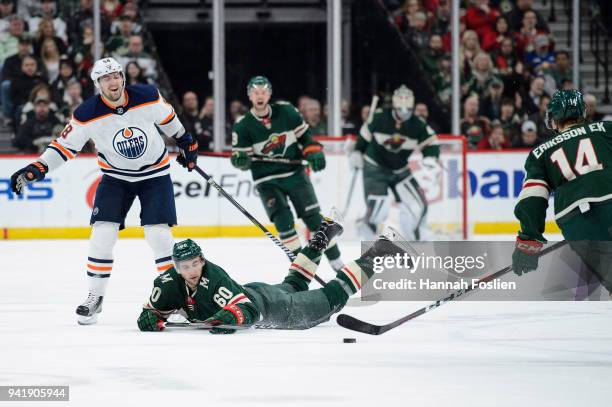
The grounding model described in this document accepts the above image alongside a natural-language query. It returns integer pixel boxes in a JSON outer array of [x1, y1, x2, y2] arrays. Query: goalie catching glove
[[10, 161, 48, 195], [174, 133, 198, 171], [204, 304, 250, 335], [512, 236, 544, 276]]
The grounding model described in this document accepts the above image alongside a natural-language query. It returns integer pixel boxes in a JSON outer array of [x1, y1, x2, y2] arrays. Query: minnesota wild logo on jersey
[[382, 133, 410, 152], [261, 132, 288, 156]]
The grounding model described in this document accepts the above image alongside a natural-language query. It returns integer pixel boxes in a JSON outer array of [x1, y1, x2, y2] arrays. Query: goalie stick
[[337, 240, 568, 335]]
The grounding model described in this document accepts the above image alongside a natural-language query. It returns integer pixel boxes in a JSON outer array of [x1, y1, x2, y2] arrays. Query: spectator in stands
[[522, 76, 548, 115], [40, 37, 61, 82], [432, 0, 451, 37], [477, 121, 511, 150], [68, 0, 110, 45], [466, 52, 499, 97], [414, 101, 441, 131], [493, 37, 518, 77], [341, 99, 357, 136], [529, 94, 554, 140], [482, 16, 511, 52], [479, 77, 504, 120], [359, 104, 370, 129], [433, 54, 452, 104], [513, 10, 550, 57], [297, 95, 311, 116], [464, 0, 500, 41], [303, 98, 326, 135], [1, 35, 31, 110], [19, 83, 61, 127], [14, 97, 61, 153], [525, 34, 555, 75], [513, 119, 539, 148], [420, 34, 444, 77], [498, 97, 522, 142], [33, 16, 67, 56], [125, 60, 147, 85], [543, 51, 572, 90], [58, 79, 83, 119], [116, 34, 157, 83], [505, 0, 549, 33], [102, 0, 123, 19], [461, 94, 490, 149], [584, 94, 605, 122], [0, 0, 15, 34], [8, 55, 45, 125], [28, 0, 67, 43], [106, 14, 135, 57], [460, 30, 481, 76], [179, 91, 212, 152], [406, 11, 430, 50], [0, 15, 25, 66], [50, 57, 75, 106], [395, 0, 429, 34]]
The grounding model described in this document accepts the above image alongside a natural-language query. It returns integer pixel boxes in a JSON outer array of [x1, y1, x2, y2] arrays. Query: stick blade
[[336, 313, 384, 335]]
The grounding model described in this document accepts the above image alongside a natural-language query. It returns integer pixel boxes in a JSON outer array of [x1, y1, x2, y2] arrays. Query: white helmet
[[392, 85, 415, 121], [90, 57, 124, 89]]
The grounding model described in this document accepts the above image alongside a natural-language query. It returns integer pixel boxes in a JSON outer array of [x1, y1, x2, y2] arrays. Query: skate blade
[[77, 314, 99, 325]]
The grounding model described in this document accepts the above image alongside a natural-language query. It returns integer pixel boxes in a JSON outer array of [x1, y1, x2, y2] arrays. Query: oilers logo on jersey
[[113, 127, 148, 159]]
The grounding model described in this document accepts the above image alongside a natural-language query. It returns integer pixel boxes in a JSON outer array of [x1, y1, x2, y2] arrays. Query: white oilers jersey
[[40, 84, 184, 182]]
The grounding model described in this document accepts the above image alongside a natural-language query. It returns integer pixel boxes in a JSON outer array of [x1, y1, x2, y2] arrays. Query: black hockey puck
[[343, 338, 356, 343]]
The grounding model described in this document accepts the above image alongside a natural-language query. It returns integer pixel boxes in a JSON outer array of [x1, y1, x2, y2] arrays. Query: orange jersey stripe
[[157, 264, 172, 272], [159, 111, 175, 125], [87, 264, 113, 271], [51, 141, 75, 159], [153, 155, 170, 168]]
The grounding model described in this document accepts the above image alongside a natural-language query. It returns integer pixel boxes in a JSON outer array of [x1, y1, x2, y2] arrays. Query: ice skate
[[308, 217, 344, 252], [76, 293, 104, 325]]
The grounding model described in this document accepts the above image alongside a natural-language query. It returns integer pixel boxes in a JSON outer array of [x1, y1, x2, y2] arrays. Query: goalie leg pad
[[144, 224, 175, 272], [394, 176, 428, 241], [87, 221, 120, 296]]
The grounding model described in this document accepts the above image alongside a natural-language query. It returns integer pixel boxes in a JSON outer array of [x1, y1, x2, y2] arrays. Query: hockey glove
[[230, 151, 251, 171], [204, 304, 245, 335], [10, 161, 48, 195], [175, 133, 198, 171], [137, 309, 166, 332], [303, 144, 326, 172], [348, 151, 364, 169], [512, 237, 544, 276]]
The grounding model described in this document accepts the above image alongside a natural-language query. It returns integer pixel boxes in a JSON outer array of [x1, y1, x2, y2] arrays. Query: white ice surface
[[1, 238, 611, 407]]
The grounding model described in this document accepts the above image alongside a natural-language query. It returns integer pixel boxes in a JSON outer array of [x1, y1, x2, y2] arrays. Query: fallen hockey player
[[136, 219, 399, 333]]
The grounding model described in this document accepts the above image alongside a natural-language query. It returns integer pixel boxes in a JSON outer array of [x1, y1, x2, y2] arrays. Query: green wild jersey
[[357, 108, 439, 171], [145, 260, 259, 323], [515, 121, 612, 240], [231, 101, 319, 183]]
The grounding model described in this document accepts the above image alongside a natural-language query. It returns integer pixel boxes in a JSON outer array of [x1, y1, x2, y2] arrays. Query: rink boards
[[0, 150, 558, 239]]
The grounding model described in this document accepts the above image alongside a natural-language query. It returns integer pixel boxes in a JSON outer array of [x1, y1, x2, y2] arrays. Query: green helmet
[[546, 89, 586, 129], [172, 239, 203, 263], [247, 76, 272, 95]]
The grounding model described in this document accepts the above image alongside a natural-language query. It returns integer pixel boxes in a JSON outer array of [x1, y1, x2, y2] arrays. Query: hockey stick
[[252, 157, 308, 166], [164, 321, 281, 330], [193, 165, 327, 288], [337, 240, 568, 335]]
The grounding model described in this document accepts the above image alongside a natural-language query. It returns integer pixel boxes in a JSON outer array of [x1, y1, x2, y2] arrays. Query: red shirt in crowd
[[464, 5, 500, 40]]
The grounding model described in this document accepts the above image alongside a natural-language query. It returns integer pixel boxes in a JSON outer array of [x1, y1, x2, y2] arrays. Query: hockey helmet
[[172, 239, 204, 264], [545, 89, 586, 129], [247, 76, 272, 95], [392, 85, 415, 121], [90, 57, 124, 89]]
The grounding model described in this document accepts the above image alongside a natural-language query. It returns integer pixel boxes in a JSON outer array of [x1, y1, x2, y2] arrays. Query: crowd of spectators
[[391, 0, 607, 150], [3, 0, 156, 153]]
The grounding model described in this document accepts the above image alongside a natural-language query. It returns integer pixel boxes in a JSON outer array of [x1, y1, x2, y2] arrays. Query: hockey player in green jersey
[[349, 85, 440, 240], [513, 89, 612, 294], [137, 219, 399, 333], [230, 76, 343, 271]]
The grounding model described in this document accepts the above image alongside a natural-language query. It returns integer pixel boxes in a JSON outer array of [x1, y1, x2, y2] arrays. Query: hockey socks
[[279, 228, 302, 256], [86, 222, 119, 296], [284, 246, 322, 292], [323, 260, 375, 309]]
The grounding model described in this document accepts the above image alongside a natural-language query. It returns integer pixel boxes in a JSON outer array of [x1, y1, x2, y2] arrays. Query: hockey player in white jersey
[[9, 57, 198, 325]]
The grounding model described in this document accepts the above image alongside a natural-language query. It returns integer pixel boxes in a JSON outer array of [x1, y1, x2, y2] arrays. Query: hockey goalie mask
[[91, 57, 125, 92], [392, 85, 415, 121]]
